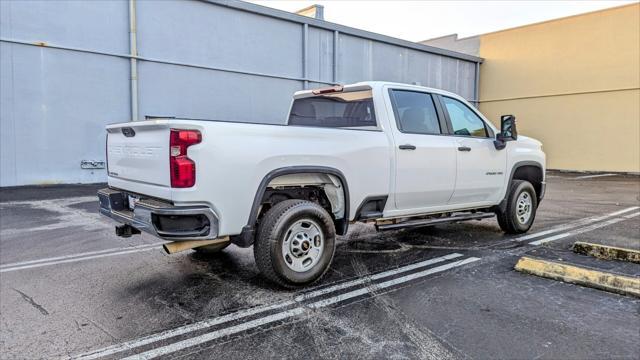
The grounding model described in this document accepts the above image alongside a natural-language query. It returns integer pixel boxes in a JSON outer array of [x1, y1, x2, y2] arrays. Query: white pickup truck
[[99, 81, 545, 287]]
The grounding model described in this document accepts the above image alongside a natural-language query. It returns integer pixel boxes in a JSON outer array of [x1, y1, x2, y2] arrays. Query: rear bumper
[[98, 188, 219, 240]]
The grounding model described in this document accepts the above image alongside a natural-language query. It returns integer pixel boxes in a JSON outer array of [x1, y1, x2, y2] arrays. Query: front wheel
[[254, 199, 336, 288], [496, 180, 538, 234]]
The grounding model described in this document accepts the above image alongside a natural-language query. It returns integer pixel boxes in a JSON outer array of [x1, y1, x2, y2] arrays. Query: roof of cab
[[293, 81, 462, 100]]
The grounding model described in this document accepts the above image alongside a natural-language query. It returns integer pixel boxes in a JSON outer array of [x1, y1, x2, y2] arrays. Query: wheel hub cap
[[516, 191, 532, 225], [281, 219, 324, 273]]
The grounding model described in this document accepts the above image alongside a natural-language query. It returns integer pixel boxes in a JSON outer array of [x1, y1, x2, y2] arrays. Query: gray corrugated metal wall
[[0, 0, 481, 187]]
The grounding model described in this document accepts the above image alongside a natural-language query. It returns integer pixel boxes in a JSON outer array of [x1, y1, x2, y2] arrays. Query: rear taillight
[[170, 129, 201, 188]]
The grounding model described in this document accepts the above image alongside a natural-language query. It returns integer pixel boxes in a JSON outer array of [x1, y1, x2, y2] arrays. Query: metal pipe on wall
[[473, 62, 480, 108], [129, 0, 139, 121], [333, 30, 339, 84], [0, 37, 330, 84], [303, 23, 308, 90]]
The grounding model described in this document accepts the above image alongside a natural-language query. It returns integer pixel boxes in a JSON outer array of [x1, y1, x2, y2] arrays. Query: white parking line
[[624, 212, 640, 219], [307, 257, 480, 309], [529, 212, 640, 245], [573, 173, 616, 180], [125, 307, 308, 360], [0, 243, 164, 269], [74, 253, 464, 359], [294, 252, 463, 301], [120, 257, 480, 360], [4, 207, 637, 273], [0, 244, 164, 273], [515, 206, 639, 242]]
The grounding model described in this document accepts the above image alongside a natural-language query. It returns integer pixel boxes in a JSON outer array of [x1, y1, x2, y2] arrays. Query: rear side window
[[389, 90, 441, 135], [288, 90, 376, 128]]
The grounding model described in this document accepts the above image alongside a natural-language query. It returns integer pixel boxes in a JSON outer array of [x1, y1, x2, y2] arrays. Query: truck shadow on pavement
[[114, 220, 508, 333]]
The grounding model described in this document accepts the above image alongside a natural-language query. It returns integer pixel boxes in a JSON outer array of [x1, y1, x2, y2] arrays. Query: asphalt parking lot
[[1, 172, 639, 359]]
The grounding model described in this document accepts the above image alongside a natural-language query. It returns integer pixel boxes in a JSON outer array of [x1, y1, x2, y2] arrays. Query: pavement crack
[[12, 288, 49, 315], [153, 297, 195, 321], [79, 315, 117, 341]]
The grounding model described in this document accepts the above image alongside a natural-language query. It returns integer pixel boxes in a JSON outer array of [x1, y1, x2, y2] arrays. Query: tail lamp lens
[[169, 129, 201, 188]]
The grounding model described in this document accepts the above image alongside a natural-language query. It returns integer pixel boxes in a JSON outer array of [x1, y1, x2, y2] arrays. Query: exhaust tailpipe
[[163, 237, 230, 254]]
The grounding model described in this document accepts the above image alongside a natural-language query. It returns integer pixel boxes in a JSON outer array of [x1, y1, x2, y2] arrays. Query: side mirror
[[494, 115, 517, 150]]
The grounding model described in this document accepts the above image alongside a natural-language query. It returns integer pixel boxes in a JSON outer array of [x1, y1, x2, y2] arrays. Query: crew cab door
[[437, 95, 507, 204], [387, 89, 457, 212]]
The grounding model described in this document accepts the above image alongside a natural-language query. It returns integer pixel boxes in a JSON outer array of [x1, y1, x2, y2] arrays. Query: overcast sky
[[249, 0, 637, 41]]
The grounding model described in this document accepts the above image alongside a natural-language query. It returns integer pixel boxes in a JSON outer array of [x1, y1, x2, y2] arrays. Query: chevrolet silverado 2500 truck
[[99, 81, 545, 287]]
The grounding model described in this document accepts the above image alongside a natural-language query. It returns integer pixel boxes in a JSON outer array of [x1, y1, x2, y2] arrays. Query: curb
[[572, 242, 640, 264], [514, 256, 640, 297]]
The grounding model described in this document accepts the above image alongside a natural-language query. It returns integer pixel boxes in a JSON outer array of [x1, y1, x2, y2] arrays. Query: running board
[[376, 212, 495, 231]]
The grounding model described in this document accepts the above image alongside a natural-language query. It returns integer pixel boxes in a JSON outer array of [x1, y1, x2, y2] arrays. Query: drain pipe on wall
[[129, 0, 139, 121]]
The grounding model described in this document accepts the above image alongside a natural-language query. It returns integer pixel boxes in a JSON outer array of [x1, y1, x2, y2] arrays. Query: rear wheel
[[497, 180, 538, 234], [254, 199, 336, 288]]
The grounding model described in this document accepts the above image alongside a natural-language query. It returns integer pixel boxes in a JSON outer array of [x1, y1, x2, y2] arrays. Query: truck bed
[[106, 118, 391, 235]]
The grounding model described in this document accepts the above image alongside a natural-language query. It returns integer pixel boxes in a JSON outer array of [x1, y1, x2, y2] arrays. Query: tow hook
[[115, 224, 141, 238]]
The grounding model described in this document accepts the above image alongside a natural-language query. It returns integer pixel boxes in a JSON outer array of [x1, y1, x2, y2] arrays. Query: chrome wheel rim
[[516, 191, 533, 225], [281, 219, 324, 273]]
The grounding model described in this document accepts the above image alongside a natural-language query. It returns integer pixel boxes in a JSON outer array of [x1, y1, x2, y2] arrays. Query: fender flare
[[231, 166, 350, 247], [496, 161, 545, 212]]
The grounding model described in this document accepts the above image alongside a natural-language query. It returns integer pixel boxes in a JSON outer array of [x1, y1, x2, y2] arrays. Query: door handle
[[399, 144, 416, 150], [457, 146, 471, 152]]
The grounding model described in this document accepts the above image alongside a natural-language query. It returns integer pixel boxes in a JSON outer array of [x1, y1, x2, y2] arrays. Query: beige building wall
[[476, 4, 640, 172]]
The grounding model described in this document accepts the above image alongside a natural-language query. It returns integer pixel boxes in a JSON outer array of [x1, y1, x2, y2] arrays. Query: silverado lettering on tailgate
[[109, 145, 162, 158]]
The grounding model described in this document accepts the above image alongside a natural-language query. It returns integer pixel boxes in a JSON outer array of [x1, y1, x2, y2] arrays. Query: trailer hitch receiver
[[115, 224, 141, 238]]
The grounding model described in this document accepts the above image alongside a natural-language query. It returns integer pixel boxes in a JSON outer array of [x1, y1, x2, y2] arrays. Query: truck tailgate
[[107, 122, 170, 187]]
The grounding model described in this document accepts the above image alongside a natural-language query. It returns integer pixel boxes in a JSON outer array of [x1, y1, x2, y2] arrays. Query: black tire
[[193, 242, 230, 254], [497, 180, 538, 234], [254, 199, 336, 288]]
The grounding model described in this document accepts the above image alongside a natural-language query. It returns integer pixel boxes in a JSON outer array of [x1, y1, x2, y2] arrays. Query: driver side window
[[442, 96, 488, 138]]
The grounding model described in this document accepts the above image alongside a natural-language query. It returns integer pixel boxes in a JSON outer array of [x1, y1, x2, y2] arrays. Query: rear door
[[388, 89, 457, 212], [107, 122, 170, 187], [437, 95, 506, 204]]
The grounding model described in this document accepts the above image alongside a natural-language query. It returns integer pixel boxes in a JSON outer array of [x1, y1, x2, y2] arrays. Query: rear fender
[[231, 166, 350, 247]]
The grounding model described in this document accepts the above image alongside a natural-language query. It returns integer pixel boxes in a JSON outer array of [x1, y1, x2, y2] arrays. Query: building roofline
[[419, 33, 480, 45], [202, 0, 483, 63], [295, 4, 322, 14], [429, 2, 639, 42], [421, 33, 460, 42]]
